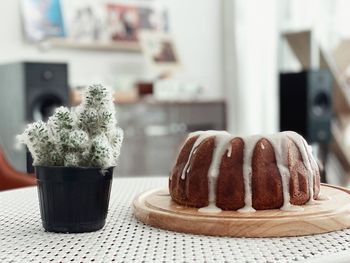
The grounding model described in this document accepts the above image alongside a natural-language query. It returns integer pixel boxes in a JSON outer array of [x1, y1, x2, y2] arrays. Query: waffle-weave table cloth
[[1, 177, 350, 263]]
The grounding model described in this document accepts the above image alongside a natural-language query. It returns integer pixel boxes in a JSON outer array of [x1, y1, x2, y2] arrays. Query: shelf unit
[[41, 38, 141, 52], [283, 29, 350, 178]]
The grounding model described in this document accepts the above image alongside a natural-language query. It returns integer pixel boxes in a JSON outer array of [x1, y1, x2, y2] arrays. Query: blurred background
[[1, 0, 350, 188]]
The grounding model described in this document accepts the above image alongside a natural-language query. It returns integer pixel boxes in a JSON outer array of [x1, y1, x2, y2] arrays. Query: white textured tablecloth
[[1, 177, 350, 263]]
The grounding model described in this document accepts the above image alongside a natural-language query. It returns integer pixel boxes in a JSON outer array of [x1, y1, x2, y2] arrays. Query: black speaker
[[279, 70, 333, 144], [0, 62, 69, 172]]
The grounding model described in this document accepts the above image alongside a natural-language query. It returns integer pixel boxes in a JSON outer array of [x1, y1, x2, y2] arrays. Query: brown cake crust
[[169, 135, 211, 208], [251, 139, 284, 210], [288, 139, 310, 205], [216, 138, 245, 210], [169, 134, 321, 211]]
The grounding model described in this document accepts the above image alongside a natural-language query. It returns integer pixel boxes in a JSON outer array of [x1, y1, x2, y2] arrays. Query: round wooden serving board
[[133, 184, 350, 237]]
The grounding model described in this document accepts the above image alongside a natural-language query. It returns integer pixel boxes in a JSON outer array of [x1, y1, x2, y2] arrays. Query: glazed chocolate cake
[[169, 131, 321, 213]]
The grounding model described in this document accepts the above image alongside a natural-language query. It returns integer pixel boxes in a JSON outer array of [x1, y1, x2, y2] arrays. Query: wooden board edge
[[133, 185, 350, 237]]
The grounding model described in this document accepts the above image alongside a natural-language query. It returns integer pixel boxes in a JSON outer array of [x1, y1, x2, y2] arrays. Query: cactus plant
[[17, 84, 123, 168]]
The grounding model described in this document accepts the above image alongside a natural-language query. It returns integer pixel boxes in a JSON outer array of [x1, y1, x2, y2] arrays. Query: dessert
[[169, 131, 321, 212]]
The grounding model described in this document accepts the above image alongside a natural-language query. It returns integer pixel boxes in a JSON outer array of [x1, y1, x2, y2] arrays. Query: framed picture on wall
[[105, 3, 169, 43], [61, 0, 107, 42], [106, 3, 139, 42], [21, 0, 65, 42], [139, 31, 181, 74], [138, 5, 169, 32]]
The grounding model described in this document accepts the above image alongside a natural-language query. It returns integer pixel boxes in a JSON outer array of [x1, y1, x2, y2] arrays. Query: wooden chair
[[0, 148, 36, 191]]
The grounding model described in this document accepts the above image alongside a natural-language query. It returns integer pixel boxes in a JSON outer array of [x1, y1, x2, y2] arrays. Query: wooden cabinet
[[115, 101, 226, 176]]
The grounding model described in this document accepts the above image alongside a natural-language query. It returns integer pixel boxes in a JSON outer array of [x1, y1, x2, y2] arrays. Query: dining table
[[1, 176, 350, 263]]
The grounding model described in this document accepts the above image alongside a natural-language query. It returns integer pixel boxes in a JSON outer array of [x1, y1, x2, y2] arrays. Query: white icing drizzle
[[181, 131, 229, 180], [238, 135, 261, 213], [198, 203, 222, 213], [183, 131, 230, 212], [317, 193, 331, 200], [179, 130, 320, 213], [227, 144, 232, 157], [265, 133, 303, 212]]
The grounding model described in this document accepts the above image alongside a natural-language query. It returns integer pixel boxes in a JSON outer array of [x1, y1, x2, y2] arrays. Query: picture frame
[[60, 0, 106, 42], [139, 31, 182, 74], [105, 2, 168, 43], [21, 0, 65, 42]]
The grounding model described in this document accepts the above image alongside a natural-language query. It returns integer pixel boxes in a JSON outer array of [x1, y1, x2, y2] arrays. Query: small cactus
[[17, 84, 123, 168]]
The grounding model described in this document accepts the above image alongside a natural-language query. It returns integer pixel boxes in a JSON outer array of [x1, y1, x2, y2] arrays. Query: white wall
[[0, 0, 223, 98], [163, 0, 223, 98], [223, 0, 279, 135]]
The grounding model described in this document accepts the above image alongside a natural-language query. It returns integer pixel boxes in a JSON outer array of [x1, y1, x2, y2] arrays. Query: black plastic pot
[[35, 166, 113, 233]]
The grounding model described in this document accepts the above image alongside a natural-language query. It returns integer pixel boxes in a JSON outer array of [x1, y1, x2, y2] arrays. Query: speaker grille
[[279, 70, 333, 143]]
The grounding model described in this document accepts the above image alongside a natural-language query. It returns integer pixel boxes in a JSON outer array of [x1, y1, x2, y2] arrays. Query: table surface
[[1, 177, 350, 263]]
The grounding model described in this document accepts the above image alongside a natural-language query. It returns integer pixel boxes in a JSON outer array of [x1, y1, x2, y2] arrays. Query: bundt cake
[[169, 130, 322, 213]]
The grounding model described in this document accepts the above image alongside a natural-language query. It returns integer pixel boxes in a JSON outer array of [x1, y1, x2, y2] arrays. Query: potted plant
[[17, 84, 123, 233]]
